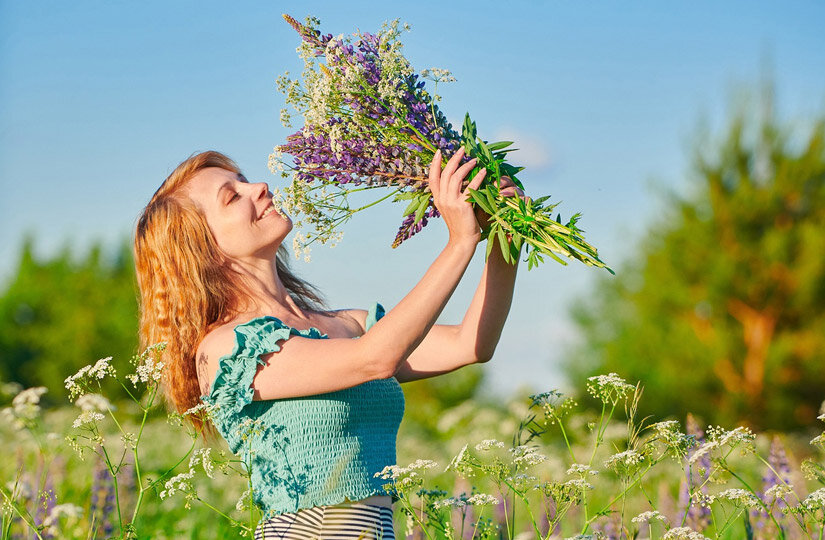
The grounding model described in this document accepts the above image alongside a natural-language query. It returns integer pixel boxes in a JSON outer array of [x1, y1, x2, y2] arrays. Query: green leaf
[[518, 196, 527, 215], [484, 188, 498, 216], [485, 231, 495, 262], [403, 196, 422, 217], [468, 188, 494, 215], [496, 227, 510, 263], [487, 141, 514, 152], [414, 197, 429, 223], [478, 140, 494, 163]]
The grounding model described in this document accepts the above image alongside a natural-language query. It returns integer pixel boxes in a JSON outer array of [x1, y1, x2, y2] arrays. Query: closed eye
[[229, 193, 240, 203]]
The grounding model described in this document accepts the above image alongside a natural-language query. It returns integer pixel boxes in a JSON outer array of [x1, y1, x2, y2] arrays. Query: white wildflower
[[235, 489, 251, 512], [764, 483, 794, 503], [183, 402, 217, 417], [717, 488, 760, 508], [691, 492, 716, 507], [798, 488, 825, 512], [65, 357, 116, 400], [127, 356, 165, 386], [810, 433, 824, 449], [445, 444, 469, 473], [433, 496, 466, 509], [406, 459, 438, 472], [74, 393, 113, 412], [159, 470, 196, 505], [563, 478, 594, 491], [586, 373, 634, 404], [475, 439, 505, 451], [3, 386, 48, 429], [121, 432, 137, 450], [509, 445, 547, 468], [688, 441, 718, 465], [467, 493, 498, 506], [631, 510, 668, 524], [663, 527, 711, 540], [604, 449, 645, 476], [189, 448, 214, 479], [567, 463, 598, 477], [374, 465, 407, 480], [72, 411, 105, 429]]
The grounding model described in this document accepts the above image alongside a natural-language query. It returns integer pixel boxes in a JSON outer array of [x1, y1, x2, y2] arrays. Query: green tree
[[565, 89, 825, 430], [0, 235, 140, 403]]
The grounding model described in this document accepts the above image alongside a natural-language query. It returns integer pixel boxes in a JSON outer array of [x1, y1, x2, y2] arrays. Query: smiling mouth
[[259, 203, 278, 220]]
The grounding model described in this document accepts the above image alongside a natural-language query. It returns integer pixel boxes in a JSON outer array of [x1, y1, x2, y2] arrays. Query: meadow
[[2, 346, 823, 540]]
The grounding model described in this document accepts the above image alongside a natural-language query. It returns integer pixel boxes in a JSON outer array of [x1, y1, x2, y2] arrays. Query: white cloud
[[492, 127, 552, 170]]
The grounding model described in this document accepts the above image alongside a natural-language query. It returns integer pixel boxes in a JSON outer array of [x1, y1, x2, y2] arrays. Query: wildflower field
[[2, 345, 824, 540]]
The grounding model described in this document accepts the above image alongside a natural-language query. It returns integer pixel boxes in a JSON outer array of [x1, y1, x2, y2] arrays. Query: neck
[[228, 255, 310, 321]]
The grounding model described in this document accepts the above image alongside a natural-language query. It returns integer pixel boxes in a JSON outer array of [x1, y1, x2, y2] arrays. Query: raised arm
[[199, 148, 491, 400], [391, 177, 525, 383]]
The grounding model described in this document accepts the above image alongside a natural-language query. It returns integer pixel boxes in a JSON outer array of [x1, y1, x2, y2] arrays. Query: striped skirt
[[254, 502, 395, 540]]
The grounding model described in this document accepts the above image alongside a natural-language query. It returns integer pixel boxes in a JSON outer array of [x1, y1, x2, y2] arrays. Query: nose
[[253, 181, 269, 199]]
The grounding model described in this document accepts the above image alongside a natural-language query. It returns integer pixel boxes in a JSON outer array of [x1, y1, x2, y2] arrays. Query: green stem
[[721, 464, 786, 540], [0, 487, 45, 540]]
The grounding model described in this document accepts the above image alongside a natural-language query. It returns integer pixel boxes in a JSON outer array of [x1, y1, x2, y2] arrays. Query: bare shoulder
[[331, 307, 368, 337], [195, 322, 239, 397]]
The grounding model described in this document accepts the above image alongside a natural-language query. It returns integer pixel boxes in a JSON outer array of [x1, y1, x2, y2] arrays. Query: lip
[[257, 200, 277, 221]]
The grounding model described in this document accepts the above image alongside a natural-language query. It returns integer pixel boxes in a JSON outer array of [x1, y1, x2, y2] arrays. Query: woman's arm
[[392, 239, 520, 383]]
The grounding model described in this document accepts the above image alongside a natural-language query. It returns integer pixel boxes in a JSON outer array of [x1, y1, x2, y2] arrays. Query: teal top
[[200, 301, 405, 522]]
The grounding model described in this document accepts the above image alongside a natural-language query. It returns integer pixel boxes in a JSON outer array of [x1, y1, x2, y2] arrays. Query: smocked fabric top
[[199, 302, 405, 522]]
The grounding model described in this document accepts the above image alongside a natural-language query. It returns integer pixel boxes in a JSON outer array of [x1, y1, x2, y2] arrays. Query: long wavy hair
[[134, 150, 329, 440]]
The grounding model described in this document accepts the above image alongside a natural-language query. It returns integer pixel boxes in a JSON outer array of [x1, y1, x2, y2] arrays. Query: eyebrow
[[215, 173, 247, 202]]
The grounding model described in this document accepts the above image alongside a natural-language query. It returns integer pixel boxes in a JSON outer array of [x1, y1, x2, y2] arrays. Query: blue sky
[[1, 1, 823, 398]]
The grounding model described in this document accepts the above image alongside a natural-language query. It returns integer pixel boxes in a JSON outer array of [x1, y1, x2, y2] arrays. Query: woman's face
[[184, 167, 292, 261]]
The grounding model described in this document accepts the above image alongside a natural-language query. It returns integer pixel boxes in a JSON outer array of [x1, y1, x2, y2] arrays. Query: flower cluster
[[64, 357, 116, 400], [586, 373, 635, 405], [273, 14, 612, 274], [662, 526, 711, 540], [126, 342, 167, 386], [529, 390, 578, 425], [374, 459, 439, 495], [603, 449, 646, 478], [1, 386, 47, 430]]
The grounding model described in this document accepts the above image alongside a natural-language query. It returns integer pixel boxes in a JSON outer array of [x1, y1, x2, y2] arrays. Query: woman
[[133, 147, 523, 539]]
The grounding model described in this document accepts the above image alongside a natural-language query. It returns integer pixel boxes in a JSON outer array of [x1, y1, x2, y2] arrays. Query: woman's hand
[[429, 147, 487, 246]]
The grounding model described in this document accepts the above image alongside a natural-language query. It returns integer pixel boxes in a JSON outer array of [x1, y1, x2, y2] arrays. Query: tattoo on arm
[[197, 352, 210, 396]]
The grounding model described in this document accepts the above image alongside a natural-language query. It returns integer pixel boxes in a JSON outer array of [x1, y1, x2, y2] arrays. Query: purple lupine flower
[[677, 414, 712, 532], [90, 457, 116, 538], [750, 436, 793, 539], [277, 15, 467, 249]]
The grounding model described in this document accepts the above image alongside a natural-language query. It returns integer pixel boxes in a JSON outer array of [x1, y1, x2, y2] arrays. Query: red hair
[[134, 151, 328, 440]]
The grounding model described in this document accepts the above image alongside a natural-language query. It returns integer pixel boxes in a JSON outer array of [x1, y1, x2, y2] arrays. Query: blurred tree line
[[0, 236, 140, 404], [565, 87, 825, 430]]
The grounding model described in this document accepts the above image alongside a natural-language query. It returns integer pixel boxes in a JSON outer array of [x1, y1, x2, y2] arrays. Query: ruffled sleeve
[[365, 301, 385, 332], [200, 317, 327, 416]]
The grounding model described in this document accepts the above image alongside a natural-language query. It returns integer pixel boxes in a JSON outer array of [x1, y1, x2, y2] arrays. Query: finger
[[440, 147, 465, 186], [462, 168, 487, 198], [450, 157, 478, 194], [428, 149, 442, 194]]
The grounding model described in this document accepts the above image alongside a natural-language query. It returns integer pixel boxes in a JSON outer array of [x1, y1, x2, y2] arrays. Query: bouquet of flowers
[[269, 14, 613, 273]]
